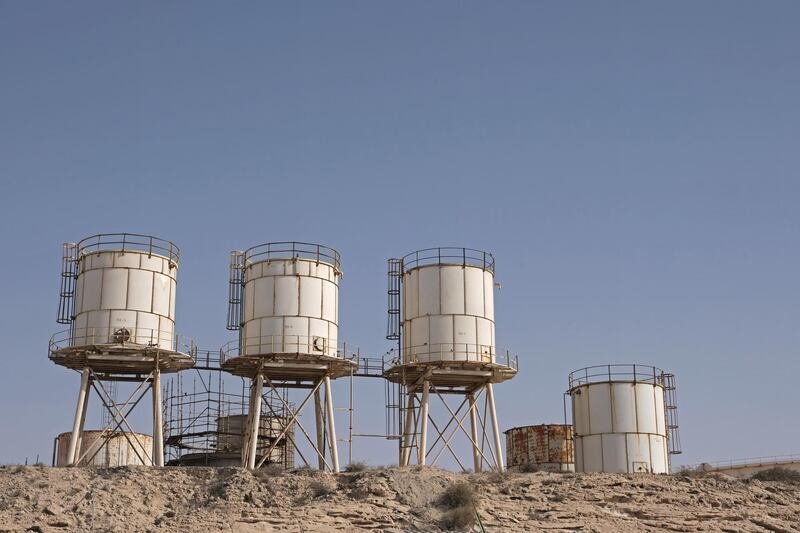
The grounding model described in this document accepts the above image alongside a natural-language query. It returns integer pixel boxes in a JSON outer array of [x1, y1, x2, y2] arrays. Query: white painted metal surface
[[402, 264, 495, 363], [241, 257, 339, 358], [70, 249, 177, 349], [571, 380, 669, 474], [55, 431, 153, 467]]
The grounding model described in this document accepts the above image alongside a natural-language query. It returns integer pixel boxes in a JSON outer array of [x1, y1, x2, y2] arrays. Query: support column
[[152, 368, 164, 467], [323, 376, 339, 472], [74, 375, 91, 463], [400, 390, 416, 466], [246, 375, 264, 469], [418, 379, 430, 466], [67, 368, 91, 466], [314, 387, 326, 470], [468, 392, 481, 473], [485, 383, 504, 472]]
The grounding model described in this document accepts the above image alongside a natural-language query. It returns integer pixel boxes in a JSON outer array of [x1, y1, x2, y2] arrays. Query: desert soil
[[1, 465, 799, 532]]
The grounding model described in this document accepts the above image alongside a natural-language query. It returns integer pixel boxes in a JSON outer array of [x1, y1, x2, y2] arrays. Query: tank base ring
[[222, 353, 357, 380], [49, 345, 194, 374]]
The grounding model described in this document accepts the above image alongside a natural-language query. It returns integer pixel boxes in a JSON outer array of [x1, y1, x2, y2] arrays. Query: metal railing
[[76, 233, 180, 265], [392, 343, 518, 370], [49, 327, 195, 355], [677, 453, 800, 473], [241, 241, 341, 272], [220, 335, 360, 363], [568, 364, 666, 389], [400, 247, 495, 274]]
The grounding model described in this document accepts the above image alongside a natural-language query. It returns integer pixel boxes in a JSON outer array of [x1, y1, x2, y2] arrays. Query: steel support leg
[[418, 379, 430, 466], [152, 369, 164, 467], [485, 383, 504, 471], [400, 390, 416, 466], [314, 388, 326, 470], [67, 368, 91, 466], [324, 376, 339, 472], [468, 393, 481, 473], [246, 375, 264, 469]]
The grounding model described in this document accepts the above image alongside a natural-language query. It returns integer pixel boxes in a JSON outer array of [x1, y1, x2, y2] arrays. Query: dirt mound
[[1, 465, 799, 532]]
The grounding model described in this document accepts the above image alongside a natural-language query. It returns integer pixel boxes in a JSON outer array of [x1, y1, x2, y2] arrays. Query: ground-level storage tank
[[400, 248, 496, 364], [216, 414, 293, 467], [54, 431, 153, 467], [568, 365, 679, 474], [505, 424, 574, 472]]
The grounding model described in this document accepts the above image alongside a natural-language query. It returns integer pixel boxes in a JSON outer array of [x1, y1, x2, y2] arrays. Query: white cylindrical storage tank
[[401, 248, 495, 364], [69, 234, 179, 350], [239, 242, 340, 359], [569, 365, 670, 474], [54, 430, 153, 467]]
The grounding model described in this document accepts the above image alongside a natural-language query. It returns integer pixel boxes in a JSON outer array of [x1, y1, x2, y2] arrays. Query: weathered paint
[[55, 430, 153, 467], [504, 424, 574, 472]]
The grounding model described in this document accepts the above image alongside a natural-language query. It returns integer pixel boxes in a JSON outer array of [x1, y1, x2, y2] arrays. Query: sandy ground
[[1, 465, 799, 532]]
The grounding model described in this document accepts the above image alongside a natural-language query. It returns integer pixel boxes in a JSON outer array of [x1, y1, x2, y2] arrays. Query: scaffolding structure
[[164, 350, 294, 468]]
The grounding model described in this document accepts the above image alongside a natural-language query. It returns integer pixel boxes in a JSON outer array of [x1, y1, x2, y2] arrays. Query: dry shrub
[[309, 480, 333, 498], [440, 481, 478, 510], [518, 463, 540, 473], [255, 464, 285, 478], [675, 468, 708, 478], [344, 461, 368, 473], [441, 505, 475, 531], [438, 481, 478, 531], [751, 467, 800, 483]]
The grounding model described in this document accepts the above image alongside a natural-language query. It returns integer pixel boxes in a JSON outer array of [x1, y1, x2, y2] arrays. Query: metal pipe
[[324, 376, 339, 472], [67, 368, 91, 466], [486, 383, 504, 471]]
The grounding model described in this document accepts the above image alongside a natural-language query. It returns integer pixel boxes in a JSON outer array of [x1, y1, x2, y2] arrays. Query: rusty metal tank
[[504, 424, 574, 472]]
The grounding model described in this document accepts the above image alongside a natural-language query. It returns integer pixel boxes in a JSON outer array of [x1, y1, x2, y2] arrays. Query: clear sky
[[1, 2, 798, 468]]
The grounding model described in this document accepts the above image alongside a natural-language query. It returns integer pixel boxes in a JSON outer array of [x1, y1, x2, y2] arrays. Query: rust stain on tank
[[504, 424, 574, 468]]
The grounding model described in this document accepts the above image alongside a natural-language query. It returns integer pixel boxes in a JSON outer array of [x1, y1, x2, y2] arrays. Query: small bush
[[675, 468, 708, 478], [309, 480, 334, 498], [344, 461, 368, 473], [441, 505, 475, 531], [518, 463, 540, 473], [751, 467, 800, 483], [439, 481, 478, 510], [255, 464, 285, 478]]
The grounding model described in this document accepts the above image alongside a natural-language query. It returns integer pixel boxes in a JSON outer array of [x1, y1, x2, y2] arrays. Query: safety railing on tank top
[[396, 343, 518, 370], [48, 327, 195, 356], [400, 247, 495, 274], [75, 233, 180, 265], [219, 335, 360, 364], [241, 242, 341, 273], [568, 364, 666, 389]]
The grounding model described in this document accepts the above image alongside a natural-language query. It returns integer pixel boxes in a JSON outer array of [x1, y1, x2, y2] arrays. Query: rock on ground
[[0, 465, 799, 532]]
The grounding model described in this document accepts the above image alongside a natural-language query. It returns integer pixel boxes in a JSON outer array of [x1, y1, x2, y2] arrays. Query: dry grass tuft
[[344, 461, 368, 473], [438, 481, 478, 531], [751, 467, 800, 483]]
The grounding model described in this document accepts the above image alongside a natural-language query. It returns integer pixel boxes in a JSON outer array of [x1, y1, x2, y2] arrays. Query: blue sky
[[1, 2, 798, 468]]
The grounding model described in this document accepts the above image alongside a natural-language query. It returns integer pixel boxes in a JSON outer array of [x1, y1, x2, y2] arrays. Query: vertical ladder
[[227, 251, 245, 330], [57, 243, 78, 324], [386, 259, 402, 341], [662, 373, 682, 455]]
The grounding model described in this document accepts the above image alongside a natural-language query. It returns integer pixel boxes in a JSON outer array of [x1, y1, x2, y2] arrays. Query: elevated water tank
[[237, 242, 340, 359], [69, 234, 179, 349], [401, 248, 496, 364], [505, 424, 574, 472], [569, 365, 672, 474]]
